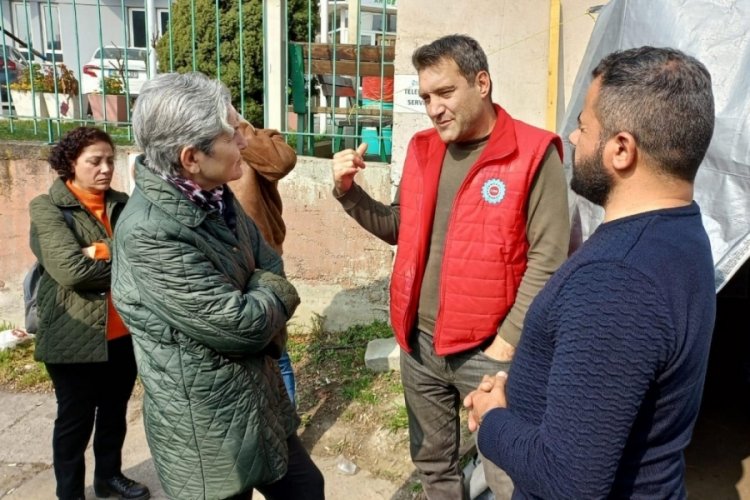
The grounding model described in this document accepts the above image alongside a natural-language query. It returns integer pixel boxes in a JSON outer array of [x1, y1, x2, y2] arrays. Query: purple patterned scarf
[[160, 173, 226, 214]]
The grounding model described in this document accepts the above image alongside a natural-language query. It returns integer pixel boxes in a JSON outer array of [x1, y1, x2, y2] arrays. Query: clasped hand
[[463, 371, 509, 432]]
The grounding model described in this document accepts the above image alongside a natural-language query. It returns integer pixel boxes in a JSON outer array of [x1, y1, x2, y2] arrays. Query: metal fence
[[0, 0, 397, 160]]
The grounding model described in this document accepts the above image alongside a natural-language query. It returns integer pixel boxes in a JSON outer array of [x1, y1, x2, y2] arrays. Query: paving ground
[[0, 390, 402, 500], [1, 291, 747, 500], [1, 383, 748, 500]]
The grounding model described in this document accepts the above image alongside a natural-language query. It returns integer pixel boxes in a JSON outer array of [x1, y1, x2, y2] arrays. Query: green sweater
[[29, 178, 128, 364]]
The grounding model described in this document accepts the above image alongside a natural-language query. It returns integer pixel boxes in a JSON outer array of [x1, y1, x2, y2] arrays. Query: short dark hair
[[48, 126, 115, 180], [592, 46, 715, 181], [412, 34, 489, 84]]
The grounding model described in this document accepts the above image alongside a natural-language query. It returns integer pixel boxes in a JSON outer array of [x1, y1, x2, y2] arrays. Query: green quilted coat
[[111, 158, 299, 499], [29, 178, 129, 363]]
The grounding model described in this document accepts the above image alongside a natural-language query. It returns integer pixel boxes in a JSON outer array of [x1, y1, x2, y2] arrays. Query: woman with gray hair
[[111, 72, 324, 500]]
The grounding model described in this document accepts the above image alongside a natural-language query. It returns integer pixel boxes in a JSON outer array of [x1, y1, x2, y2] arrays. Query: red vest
[[390, 106, 562, 355]]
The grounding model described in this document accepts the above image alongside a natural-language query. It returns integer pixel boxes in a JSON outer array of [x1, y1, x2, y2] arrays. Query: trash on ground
[[336, 454, 358, 475], [0, 329, 34, 351]]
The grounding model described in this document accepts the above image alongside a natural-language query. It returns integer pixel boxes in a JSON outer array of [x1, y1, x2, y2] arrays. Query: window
[[130, 9, 147, 48], [11, 2, 35, 61], [41, 4, 62, 62], [388, 14, 397, 32], [360, 34, 375, 46], [360, 12, 374, 31], [371, 14, 383, 32], [159, 10, 170, 38], [361, 11, 396, 34], [329, 10, 347, 30], [129, 8, 170, 48], [10, 2, 63, 62]]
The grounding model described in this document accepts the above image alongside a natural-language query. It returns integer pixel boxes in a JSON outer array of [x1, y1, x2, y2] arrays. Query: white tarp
[[559, 0, 750, 291]]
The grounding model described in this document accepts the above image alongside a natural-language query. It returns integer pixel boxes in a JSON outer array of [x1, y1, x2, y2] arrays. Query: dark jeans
[[400, 330, 512, 500], [224, 434, 324, 500], [45, 335, 138, 500]]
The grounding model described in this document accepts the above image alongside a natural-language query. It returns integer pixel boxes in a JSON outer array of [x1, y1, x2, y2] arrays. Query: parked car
[[0, 46, 29, 110], [0, 45, 28, 85], [81, 46, 148, 95]]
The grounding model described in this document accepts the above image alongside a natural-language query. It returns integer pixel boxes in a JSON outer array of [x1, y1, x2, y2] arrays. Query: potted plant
[[41, 64, 81, 120], [8, 64, 48, 118], [87, 75, 129, 123]]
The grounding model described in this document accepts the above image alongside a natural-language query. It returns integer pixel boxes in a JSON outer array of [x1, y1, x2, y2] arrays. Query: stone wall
[[0, 142, 394, 332]]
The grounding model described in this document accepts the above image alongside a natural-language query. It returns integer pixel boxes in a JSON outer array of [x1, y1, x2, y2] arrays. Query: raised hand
[[332, 142, 368, 195]]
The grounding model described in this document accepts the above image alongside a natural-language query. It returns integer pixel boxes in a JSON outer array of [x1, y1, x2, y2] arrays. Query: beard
[[570, 142, 613, 207]]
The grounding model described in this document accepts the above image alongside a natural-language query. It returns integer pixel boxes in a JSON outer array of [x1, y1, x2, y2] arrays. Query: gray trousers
[[400, 329, 512, 500]]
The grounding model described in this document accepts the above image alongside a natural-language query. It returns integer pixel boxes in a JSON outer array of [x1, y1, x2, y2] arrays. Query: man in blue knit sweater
[[464, 46, 717, 499]]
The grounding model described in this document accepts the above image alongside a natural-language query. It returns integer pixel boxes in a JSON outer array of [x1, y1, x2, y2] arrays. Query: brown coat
[[228, 121, 297, 255]]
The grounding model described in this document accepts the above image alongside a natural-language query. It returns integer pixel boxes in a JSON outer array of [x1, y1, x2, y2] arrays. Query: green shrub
[[156, 0, 316, 125]]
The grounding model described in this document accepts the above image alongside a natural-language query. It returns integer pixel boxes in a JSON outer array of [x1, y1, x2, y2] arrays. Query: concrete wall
[[0, 142, 394, 332], [278, 156, 394, 331]]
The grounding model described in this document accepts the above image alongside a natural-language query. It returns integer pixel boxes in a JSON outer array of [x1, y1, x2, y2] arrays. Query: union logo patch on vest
[[481, 179, 506, 204]]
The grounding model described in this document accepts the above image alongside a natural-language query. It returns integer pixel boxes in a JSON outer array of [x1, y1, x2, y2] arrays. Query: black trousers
[[224, 434, 325, 500], [45, 335, 138, 500]]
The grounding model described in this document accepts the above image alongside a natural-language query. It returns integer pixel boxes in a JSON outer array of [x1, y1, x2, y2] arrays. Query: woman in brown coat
[[228, 120, 298, 405]]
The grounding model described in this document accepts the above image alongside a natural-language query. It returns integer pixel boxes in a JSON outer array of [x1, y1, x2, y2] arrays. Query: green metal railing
[[282, 0, 396, 161], [0, 0, 396, 158]]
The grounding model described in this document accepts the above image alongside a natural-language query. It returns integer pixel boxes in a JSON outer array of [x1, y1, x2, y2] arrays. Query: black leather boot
[[93, 474, 150, 500]]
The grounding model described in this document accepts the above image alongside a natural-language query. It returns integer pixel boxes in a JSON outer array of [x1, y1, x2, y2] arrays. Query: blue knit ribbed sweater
[[478, 202, 716, 499]]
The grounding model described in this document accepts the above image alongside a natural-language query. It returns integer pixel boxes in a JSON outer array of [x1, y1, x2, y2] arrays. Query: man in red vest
[[332, 34, 570, 499]]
